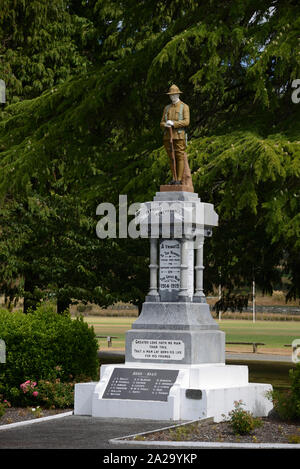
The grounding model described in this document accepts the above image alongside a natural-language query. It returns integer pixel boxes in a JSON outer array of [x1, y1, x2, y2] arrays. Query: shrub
[[0, 305, 99, 405], [267, 363, 300, 422], [0, 396, 10, 418], [36, 366, 75, 408], [14, 367, 75, 408], [227, 400, 262, 435], [18, 380, 40, 406], [268, 389, 298, 421], [290, 364, 300, 418]]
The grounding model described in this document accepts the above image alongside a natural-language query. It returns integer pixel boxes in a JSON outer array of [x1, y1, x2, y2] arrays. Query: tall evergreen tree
[[0, 0, 299, 310], [0, 0, 96, 102]]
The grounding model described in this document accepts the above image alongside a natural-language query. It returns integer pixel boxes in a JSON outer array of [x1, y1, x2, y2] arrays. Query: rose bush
[[0, 305, 99, 406]]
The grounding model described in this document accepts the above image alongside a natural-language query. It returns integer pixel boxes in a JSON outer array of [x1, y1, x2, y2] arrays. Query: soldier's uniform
[[160, 85, 190, 183]]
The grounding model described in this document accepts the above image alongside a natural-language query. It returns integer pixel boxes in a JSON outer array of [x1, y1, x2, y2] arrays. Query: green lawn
[[83, 316, 300, 351], [218, 320, 300, 349], [84, 316, 134, 350]]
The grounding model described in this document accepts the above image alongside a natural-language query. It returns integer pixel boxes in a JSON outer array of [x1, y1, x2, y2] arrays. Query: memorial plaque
[[132, 339, 185, 360], [159, 239, 181, 291], [102, 368, 179, 401], [159, 239, 194, 298]]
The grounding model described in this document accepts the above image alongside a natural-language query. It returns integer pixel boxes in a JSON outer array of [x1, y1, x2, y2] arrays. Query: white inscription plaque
[[132, 339, 185, 360], [159, 239, 194, 298], [159, 239, 181, 291]]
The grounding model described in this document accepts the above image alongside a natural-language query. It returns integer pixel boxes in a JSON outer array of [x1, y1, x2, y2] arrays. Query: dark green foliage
[[213, 293, 250, 315], [268, 388, 298, 421], [187, 127, 300, 298], [0, 398, 10, 417], [0, 0, 299, 309], [268, 363, 300, 421], [35, 366, 75, 409], [0, 0, 95, 102], [0, 305, 99, 405], [37, 378, 75, 409], [290, 364, 300, 418]]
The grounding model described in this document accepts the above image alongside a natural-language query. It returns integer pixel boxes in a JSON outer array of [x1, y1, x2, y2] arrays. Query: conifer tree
[[0, 0, 299, 310], [0, 0, 96, 102]]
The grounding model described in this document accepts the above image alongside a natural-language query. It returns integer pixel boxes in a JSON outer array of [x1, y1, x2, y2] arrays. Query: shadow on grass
[[98, 351, 295, 391], [227, 358, 296, 391]]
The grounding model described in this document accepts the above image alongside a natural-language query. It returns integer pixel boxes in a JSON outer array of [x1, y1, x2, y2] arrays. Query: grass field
[[85, 316, 134, 350], [84, 316, 300, 354], [219, 320, 300, 353]]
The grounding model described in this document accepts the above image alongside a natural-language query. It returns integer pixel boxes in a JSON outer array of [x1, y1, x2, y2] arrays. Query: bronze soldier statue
[[160, 84, 192, 188]]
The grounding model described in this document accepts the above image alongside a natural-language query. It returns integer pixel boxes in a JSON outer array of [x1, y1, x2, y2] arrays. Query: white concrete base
[[74, 382, 98, 416], [74, 363, 273, 422]]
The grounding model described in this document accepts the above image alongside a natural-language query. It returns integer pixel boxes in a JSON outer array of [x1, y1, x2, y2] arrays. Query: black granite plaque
[[102, 368, 179, 401], [185, 389, 202, 400]]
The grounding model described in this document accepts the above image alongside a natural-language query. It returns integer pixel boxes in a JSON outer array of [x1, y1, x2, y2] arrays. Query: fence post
[[252, 279, 256, 323]]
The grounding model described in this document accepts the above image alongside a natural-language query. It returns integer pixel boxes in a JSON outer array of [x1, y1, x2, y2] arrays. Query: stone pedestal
[[74, 190, 273, 422], [125, 302, 225, 364]]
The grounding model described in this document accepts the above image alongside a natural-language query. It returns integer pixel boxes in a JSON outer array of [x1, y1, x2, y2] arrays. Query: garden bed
[[0, 407, 73, 426], [131, 415, 300, 445]]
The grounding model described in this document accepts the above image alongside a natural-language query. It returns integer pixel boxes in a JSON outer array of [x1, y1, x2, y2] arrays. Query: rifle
[[169, 126, 177, 181]]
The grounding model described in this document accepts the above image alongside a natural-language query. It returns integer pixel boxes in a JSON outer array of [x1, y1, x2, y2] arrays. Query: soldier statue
[[160, 84, 191, 186]]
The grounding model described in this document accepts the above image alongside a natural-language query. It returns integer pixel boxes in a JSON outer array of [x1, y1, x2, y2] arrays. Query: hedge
[[0, 305, 99, 404]]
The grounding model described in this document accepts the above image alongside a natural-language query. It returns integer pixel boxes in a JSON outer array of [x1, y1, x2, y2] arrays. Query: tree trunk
[[23, 276, 39, 314], [57, 297, 71, 314]]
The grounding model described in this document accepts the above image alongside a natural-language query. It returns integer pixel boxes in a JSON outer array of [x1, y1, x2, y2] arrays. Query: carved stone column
[[178, 237, 190, 302], [193, 235, 205, 302], [146, 238, 159, 301]]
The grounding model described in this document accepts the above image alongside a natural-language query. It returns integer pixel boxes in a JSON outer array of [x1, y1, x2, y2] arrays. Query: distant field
[[85, 316, 134, 350], [84, 316, 300, 354], [219, 320, 300, 354]]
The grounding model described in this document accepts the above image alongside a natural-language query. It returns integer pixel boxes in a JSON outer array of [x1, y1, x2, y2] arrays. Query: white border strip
[[0, 411, 73, 430], [109, 438, 300, 449]]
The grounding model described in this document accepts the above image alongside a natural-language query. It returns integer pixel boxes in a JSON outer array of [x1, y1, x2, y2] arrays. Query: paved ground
[[0, 415, 187, 450]]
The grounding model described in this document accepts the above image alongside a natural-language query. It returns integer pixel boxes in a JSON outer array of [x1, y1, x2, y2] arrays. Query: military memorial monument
[[74, 85, 272, 421]]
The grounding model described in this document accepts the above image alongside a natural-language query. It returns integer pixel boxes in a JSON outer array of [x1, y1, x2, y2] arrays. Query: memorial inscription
[[159, 239, 181, 291], [159, 239, 194, 298], [132, 339, 185, 360], [102, 368, 179, 401]]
